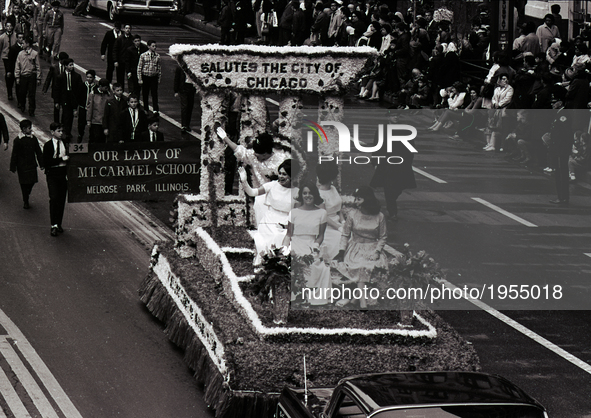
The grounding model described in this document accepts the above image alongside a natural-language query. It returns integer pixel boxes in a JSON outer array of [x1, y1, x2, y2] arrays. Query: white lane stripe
[[437, 279, 591, 375], [471, 197, 538, 228], [412, 167, 447, 184], [0, 310, 83, 418], [585, 253, 591, 258], [265, 98, 280, 106], [99, 22, 112, 29], [0, 340, 59, 418], [0, 338, 32, 418]]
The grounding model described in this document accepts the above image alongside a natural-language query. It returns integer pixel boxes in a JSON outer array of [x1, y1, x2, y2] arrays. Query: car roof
[[339, 371, 544, 410]]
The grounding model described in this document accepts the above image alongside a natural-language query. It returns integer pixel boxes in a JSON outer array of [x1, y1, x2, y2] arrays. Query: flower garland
[[191, 227, 437, 341]]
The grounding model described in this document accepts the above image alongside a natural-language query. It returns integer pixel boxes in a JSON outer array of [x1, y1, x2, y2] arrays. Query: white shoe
[[483, 144, 492, 150], [485, 146, 496, 152], [543, 167, 554, 173], [570, 173, 576, 181]]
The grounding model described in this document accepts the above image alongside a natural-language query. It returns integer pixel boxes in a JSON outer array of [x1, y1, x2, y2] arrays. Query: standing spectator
[[113, 24, 133, 89], [86, 78, 111, 143], [393, 22, 411, 87], [232, 0, 253, 45], [55, 58, 84, 142], [173, 66, 196, 133], [138, 115, 164, 142], [536, 14, 560, 53], [568, 132, 590, 182], [371, 116, 416, 221], [513, 21, 540, 60], [0, 22, 18, 101], [310, 5, 331, 46], [102, 82, 127, 142], [14, 36, 41, 117], [546, 107, 573, 205], [44, 1, 64, 60], [0, 113, 9, 150], [291, 2, 307, 46], [137, 40, 161, 114], [33, 0, 49, 58], [124, 34, 147, 97], [9, 119, 43, 209], [77, 69, 96, 142], [42, 122, 69, 236], [42, 51, 68, 122], [218, 0, 233, 45], [100, 21, 121, 83], [118, 94, 147, 142], [327, 0, 345, 46], [8, 32, 25, 109]]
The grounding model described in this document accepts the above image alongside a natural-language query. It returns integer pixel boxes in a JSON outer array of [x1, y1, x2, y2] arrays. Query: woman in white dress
[[283, 182, 331, 305], [239, 159, 297, 265], [316, 161, 343, 261], [218, 128, 289, 226]]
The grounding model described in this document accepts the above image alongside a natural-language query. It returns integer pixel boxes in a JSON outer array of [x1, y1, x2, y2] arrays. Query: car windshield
[[373, 405, 545, 418]]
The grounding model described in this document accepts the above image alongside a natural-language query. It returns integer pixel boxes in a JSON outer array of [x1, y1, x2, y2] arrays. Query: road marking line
[[0, 339, 59, 418], [585, 253, 591, 258], [99, 22, 111, 29], [437, 279, 591, 375], [412, 167, 447, 184], [0, 310, 83, 418], [471, 197, 538, 228], [0, 340, 32, 418]]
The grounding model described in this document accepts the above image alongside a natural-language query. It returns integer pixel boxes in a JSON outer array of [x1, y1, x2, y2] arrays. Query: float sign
[[67, 141, 200, 202]]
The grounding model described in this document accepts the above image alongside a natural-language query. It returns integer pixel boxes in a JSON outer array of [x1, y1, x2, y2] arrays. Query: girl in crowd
[[218, 128, 289, 225], [333, 186, 388, 309], [428, 81, 466, 131], [316, 161, 343, 261], [283, 182, 330, 305], [239, 159, 297, 265], [485, 73, 514, 152]]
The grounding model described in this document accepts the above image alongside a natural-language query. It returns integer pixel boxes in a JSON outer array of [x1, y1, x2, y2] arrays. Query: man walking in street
[[44, 1, 64, 60], [42, 122, 69, 236], [10, 119, 43, 209], [55, 58, 84, 142], [124, 34, 147, 97], [77, 69, 96, 142], [102, 82, 127, 142], [113, 23, 133, 90], [0, 21, 18, 101], [173, 65, 196, 132], [42, 51, 68, 122], [14, 36, 41, 117], [137, 40, 161, 114], [100, 21, 121, 83], [118, 94, 147, 142]]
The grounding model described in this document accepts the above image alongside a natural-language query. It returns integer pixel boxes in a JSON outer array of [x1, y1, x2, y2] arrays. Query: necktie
[[54, 139, 61, 158], [67, 72, 71, 90]]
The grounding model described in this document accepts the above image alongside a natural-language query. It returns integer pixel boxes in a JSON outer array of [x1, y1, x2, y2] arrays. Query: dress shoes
[[23, 202, 30, 209], [50, 226, 59, 236], [57, 225, 64, 233]]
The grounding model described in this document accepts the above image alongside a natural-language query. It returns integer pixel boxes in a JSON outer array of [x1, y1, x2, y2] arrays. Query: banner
[[67, 141, 201, 202]]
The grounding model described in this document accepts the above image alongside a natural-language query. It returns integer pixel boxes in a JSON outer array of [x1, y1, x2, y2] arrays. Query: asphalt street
[[0, 10, 589, 418]]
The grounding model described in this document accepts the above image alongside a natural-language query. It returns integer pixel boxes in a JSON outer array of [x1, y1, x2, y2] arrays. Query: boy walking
[[137, 40, 161, 113], [42, 122, 69, 236], [14, 36, 41, 117], [10, 119, 43, 209]]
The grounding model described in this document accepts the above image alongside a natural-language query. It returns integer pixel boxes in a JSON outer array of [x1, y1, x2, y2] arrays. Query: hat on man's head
[[57, 51, 69, 60]]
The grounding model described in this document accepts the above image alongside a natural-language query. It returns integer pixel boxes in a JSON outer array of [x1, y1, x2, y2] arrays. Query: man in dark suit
[[100, 21, 121, 83], [42, 122, 68, 236], [42, 51, 68, 122], [118, 94, 147, 142], [138, 115, 164, 142], [173, 66, 196, 132], [124, 34, 147, 97], [113, 23, 133, 90], [54, 58, 84, 142], [7, 31, 25, 110], [102, 82, 127, 142]]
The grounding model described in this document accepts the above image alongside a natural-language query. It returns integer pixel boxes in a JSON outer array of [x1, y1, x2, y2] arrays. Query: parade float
[[139, 45, 480, 418]]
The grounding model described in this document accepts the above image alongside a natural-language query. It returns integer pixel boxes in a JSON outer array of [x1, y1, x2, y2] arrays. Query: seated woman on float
[[239, 159, 298, 265], [282, 182, 331, 305], [217, 127, 289, 225]]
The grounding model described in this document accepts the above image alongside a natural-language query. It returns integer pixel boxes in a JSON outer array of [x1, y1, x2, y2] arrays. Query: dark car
[[276, 371, 548, 418]]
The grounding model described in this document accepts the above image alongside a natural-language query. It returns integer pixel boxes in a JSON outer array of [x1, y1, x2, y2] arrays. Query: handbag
[[271, 11, 278, 27], [262, 22, 270, 35]]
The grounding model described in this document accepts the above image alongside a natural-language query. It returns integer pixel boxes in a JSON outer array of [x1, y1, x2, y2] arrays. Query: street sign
[[67, 141, 201, 202]]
